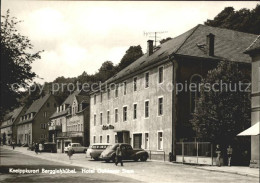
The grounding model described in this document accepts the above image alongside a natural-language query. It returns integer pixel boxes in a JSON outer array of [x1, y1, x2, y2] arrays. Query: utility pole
[[144, 31, 167, 47]]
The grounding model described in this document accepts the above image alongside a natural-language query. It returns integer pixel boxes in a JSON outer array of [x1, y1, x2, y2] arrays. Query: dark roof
[[25, 94, 51, 115], [50, 90, 89, 119], [102, 24, 257, 87], [244, 35, 260, 54], [18, 94, 51, 124], [0, 107, 25, 128]]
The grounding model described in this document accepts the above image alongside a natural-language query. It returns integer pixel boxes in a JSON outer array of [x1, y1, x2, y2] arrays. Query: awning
[[237, 122, 260, 136]]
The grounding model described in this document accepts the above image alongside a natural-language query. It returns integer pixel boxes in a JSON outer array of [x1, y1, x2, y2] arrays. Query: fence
[[148, 150, 167, 162], [176, 142, 215, 165]]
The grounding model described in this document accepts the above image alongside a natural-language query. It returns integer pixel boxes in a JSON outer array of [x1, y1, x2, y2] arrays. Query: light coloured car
[[86, 143, 110, 160], [64, 143, 87, 153]]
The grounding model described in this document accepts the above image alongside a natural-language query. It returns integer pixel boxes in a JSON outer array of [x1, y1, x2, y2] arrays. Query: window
[[115, 109, 118, 123], [94, 114, 96, 126], [107, 135, 110, 143], [123, 81, 127, 95], [81, 124, 83, 131], [145, 101, 149, 118], [100, 92, 103, 103], [158, 66, 163, 83], [94, 95, 96, 104], [133, 104, 137, 119], [54, 103, 57, 108], [145, 72, 149, 88], [100, 136, 102, 143], [107, 111, 110, 124], [47, 102, 50, 108], [107, 88, 110, 100], [145, 133, 149, 149], [158, 132, 163, 150], [100, 112, 103, 125], [190, 74, 202, 113], [115, 85, 118, 98], [133, 77, 137, 91], [93, 136, 96, 143], [158, 97, 163, 116], [123, 106, 127, 121]]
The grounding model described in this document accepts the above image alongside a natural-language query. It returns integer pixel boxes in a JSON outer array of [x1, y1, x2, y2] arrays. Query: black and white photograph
[[0, 0, 259, 182]]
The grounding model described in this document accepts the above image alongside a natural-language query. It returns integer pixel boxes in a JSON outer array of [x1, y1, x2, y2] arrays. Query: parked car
[[64, 143, 87, 153], [86, 143, 110, 160], [99, 143, 149, 162], [43, 142, 57, 153]]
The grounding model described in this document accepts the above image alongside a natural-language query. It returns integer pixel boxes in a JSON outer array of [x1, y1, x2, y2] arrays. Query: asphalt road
[[0, 148, 140, 182]]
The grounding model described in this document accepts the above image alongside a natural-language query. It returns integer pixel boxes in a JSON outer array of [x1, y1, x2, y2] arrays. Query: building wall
[[17, 123, 32, 144], [90, 61, 173, 155], [0, 126, 12, 144], [32, 95, 57, 143], [251, 54, 260, 167]]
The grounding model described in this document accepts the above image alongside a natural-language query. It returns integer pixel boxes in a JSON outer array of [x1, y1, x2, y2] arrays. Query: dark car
[[100, 143, 149, 162], [43, 142, 57, 153]]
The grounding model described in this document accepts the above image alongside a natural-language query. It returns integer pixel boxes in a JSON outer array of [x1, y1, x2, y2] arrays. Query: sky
[[1, 1, 259, 84]]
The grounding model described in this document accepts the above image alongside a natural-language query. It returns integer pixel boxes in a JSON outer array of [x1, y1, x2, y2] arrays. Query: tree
[[160, 37, 172, 44], [190, 61, 251, 145], [205, 4, 260, 34], [118, 45, 143, 70], [0, 10, 43, 119]]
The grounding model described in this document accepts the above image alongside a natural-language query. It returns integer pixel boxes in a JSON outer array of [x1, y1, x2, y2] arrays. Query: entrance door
[[133, 134, 142, 149]]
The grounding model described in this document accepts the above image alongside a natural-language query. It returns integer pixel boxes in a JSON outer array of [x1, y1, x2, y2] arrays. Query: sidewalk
[[194, 165, 259, 178], [1, 145, 259, 180]]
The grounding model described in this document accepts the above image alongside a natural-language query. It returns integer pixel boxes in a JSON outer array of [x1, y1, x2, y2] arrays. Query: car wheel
[[140, 155, 148, 161], [93, 157, 98, 161]]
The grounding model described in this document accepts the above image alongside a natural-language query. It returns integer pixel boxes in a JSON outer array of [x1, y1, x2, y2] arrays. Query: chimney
[[147, 40, 154, 56], [207, 33, 215, 56]]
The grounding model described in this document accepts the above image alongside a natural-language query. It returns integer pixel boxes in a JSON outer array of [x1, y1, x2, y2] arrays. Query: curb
[[194, 166, 259, 178]]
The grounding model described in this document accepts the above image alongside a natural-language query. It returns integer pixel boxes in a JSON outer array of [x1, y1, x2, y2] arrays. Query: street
[[0, 147, 259, 183], [0, 148, 140, 182]]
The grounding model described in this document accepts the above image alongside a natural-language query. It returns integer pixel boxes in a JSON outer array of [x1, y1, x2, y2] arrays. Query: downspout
[[169, 55, 178, 161]]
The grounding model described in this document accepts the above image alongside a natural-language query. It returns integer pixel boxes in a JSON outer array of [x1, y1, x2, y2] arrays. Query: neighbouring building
[[0, 106, 26, 145], [54, 90, 90, 153], [17, 94, 58, 145], [90, 24, 258, 161], [244, 35, 260, 168]]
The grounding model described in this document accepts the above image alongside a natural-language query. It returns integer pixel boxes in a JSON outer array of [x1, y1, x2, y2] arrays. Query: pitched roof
[[50, 90, 89, 119], [103, 24, 257, 86], [25, 94, 51, 115], [244, 35, 260, 54], [0, 106, 25, 128]]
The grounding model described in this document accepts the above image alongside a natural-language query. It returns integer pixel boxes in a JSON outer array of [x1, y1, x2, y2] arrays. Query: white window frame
[[107, 110, 110, 124], [100, 135, 102, 143], [158, 66, 164, 84], [144, 132, 149, 150], [94, 114, 96, 126], [100, 112, 103, 126], [107, 134, 110, 143], [158, 96, 164, 116], [94, 95, 96, 105], [145, 72, 149, 88], [115, 85, 119, 98], [133, 77, 137, 92], [133, 103, 137, 120], [157, 131, 163, 151], [144, 100, 150, 118], [93, 136, 96, 143], [123, 81, 127, 95], [114, 108, 118, 123], [123, 105, 127, 122]]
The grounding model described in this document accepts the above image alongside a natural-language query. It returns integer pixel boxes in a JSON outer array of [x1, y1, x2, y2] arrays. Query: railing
[[176, 142, 214, 165], [147, 150, 166, 162], [48, 125, 62, 131], [57, 131, 83, 138]]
